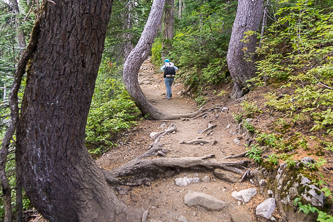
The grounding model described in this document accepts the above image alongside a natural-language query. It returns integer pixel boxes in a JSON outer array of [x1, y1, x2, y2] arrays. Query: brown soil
[[96, 58, 281, 222]]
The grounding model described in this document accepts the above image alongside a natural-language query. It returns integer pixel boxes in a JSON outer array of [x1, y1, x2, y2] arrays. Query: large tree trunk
[[162, 0, 174, 56], [15, 1, 141, 221], [227, 0, 264, 98]]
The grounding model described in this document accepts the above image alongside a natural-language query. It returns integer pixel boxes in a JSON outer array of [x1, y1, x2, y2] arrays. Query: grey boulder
[[256, 198, 276, 219], [184, 191, 227, 210], [232, 188, 257, 203]]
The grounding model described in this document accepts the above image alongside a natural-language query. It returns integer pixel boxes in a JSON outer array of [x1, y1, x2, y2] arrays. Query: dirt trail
[[97, 58, 275, 222]]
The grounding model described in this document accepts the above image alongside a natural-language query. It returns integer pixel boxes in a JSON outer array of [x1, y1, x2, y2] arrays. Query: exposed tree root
[[148, 124, 177, 149], [239, 169, 254, 182], [103, 150, 250, 186], [193, 112, 208, 119], [223, 151, 248, 159], [202, 123, 217, 133], [180, 139, 211, 145]]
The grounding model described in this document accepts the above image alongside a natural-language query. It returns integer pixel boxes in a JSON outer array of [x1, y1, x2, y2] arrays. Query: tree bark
[[10, 0, 26, 55], [15, 1, 141, 221], [227, 0, 264, 98], [162, 0, 174, 56], [123, 0, 134, 61], [178, 0, 182, 19]]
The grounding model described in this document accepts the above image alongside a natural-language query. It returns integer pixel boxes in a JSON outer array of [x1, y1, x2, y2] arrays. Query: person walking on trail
[[160, 59, 178, 100]]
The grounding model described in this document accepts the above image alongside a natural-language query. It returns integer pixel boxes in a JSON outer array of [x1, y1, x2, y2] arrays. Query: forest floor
[[96, 58, 283, 222]]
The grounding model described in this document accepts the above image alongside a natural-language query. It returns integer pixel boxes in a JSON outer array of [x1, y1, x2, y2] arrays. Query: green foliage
[[241, 101, 261, 118], [151, 38, 162, 66], [246, 144, 263, 164], [85, 64, 139, 156], [254, 0, 333, 132], [267, 153, 279, 165], [232, 113, 243, 124], [168, 0, 237, 91], [294, 197, 333, 222], [243, 119, 255, 132], [217, 90, 226, 97], [194, 95, 207, 106], [306, 158, 327, 170]]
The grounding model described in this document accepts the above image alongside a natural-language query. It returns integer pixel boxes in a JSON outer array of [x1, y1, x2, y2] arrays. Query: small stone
[[268, 190, 273, 197], [177, 215, 188, 222], [233, 138, 241, 145], [259, 179, 267, 186], [175, 177, 200, 186], [222, 107, 229, 112], [301, 157, 315, 166], [301, 176, 311, 185], [193, 212, 197, 216], [226, 124, 231, 129], [184, 191, 227, 210], [271, 217, 276, 221], [202, 176, 211, 183], [142, 210, 149, 222], [230, 214, 252, 222], [256, 198, 276, 219], [232, 188, 257, 203]]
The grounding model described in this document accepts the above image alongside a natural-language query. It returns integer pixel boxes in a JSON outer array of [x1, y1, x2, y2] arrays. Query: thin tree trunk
[[15, 1, 141, 221], [10, 0, 26, 55], [123, 0, 134, 61], [227, 0, 264, 98], [8, 1, 26, 220], [259, 0, 269, 48], [178, 0, 182, 19], [162, 0, 174, 56]]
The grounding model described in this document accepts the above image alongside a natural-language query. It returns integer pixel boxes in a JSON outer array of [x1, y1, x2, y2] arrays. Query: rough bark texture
[[162, 0, 174, 55], [227, 0, 264, 98], [16, 1, 141, 221]]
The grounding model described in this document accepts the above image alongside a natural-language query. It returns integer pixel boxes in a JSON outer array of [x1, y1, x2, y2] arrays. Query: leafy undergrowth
[[85, 64, 140, 158]]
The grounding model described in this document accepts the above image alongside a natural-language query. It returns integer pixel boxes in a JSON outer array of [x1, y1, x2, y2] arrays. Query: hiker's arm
[[160, 65, 165, 72]]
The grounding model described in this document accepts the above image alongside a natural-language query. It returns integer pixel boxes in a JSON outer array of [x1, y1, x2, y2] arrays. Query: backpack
[[164, 62, 176, 78]]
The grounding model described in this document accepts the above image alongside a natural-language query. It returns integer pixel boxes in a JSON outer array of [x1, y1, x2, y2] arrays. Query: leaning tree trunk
[[15, 1, 141, 221], [123, 0, 201, 120], [227, 0, 264, 98], [162, 0, 174, 56]]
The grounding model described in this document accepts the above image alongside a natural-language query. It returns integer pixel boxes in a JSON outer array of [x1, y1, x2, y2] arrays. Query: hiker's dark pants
[[164, 77, 174, 99]]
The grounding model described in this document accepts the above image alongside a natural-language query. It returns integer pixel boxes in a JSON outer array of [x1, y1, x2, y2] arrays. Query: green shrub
[[86, 71, 139, 156], [151, 38, 162, 66]]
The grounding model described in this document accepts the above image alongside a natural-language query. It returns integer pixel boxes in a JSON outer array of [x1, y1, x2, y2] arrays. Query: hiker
[[160, 59, 178, 100]]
